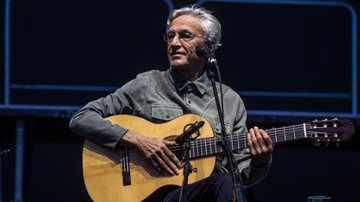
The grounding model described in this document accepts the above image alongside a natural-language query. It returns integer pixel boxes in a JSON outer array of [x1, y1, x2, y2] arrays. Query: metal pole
[[14, 119, 24, 202], [0, 157, 2, 202], [4, 0, 12, 105]]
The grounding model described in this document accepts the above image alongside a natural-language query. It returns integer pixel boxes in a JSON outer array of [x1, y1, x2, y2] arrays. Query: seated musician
[[69, 5, 273, 202]]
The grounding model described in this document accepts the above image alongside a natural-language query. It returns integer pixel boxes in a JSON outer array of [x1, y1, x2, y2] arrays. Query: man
[[69, 5, 273, 202]]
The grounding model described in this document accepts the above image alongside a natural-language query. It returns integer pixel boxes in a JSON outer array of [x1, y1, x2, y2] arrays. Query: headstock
[[306, 118, 354, 145]]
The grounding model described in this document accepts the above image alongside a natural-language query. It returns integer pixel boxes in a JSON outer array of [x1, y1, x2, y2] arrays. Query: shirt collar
[[167, 67, 210, 95]]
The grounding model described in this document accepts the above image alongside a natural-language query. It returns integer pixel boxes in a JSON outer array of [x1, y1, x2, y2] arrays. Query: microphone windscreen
[[196, 44, 212, 59]]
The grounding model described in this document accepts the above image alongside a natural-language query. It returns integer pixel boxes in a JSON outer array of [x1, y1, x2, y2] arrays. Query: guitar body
[[82, 114, 354, 201], [82, 114, 216, 202]]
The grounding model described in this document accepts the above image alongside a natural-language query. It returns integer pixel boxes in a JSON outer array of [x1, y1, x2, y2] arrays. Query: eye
[[166, 32, 176, 41], [179, 31, 194, 41]]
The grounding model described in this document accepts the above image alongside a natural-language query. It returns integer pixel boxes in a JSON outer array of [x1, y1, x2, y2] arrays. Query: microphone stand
[[177, 122, 202, 202], [178, 138, 192, 202], [205, 58, 246, 202]]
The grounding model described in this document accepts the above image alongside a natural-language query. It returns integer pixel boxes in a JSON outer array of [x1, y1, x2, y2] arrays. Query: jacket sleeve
[[232, 97, 272, 188], [69, 77, 146, 149]]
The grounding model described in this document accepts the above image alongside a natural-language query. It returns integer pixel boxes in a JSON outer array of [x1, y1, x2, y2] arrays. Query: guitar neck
[[186, 123, 308, 160], [266, 123, 308, 144]]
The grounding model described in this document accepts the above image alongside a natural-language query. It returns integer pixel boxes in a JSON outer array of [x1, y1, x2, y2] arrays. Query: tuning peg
[[314, 141, 321, 147], [325, 141, 330, 148], [336, 142, 340, 148]]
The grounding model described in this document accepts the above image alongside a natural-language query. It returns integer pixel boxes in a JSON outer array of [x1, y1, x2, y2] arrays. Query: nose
[[168, 35, 181, 46]]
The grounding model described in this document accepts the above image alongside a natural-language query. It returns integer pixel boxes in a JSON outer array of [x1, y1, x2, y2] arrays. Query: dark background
[[0, 0, 359, 201]]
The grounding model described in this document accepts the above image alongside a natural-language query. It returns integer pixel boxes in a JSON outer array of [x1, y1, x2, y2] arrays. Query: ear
[[204, 32, 221, 53]]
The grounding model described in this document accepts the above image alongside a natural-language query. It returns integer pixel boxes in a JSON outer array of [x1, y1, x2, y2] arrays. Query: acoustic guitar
[[82, 114, 354, 201]]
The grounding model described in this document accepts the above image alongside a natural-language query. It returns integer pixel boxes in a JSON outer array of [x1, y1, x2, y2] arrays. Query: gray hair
[[166, 5, 222, 51]]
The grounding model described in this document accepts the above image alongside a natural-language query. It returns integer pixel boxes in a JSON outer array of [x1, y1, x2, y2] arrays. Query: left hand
[[247, 126, 273, 166]]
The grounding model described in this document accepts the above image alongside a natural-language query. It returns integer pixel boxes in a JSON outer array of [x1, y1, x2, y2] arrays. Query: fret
[[189, 142, 194, 158], [191, 141, 197, 159], [293, 125, 296, 140], [209, 138, 212, 155], [283, 127, 286, 141], [218, 137, 223, 153], [206, 139, 212, 154], [275, 128, 278, 143], [205, 137, 208, 156], [237, 134, 240, 150], [234, 136, 238, 150], [195, 141, 201, 157], [211, 139, 214, 155], [214, 138, 218, 154], [243, 134, 247, 148]]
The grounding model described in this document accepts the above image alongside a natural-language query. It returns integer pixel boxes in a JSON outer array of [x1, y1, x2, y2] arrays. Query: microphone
[[196, 44, 217, 66], [0, 148, 10, 157], [175, 121, 204, 145], [196, 44, 213, 59]]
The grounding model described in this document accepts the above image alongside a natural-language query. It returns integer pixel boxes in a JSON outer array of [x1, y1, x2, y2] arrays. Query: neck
[[174, 62, 205, 81]]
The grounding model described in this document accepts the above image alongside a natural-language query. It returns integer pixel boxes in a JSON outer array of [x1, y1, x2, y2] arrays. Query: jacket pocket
[[151, 104, 183, 121], [203, 115, 232, 135]]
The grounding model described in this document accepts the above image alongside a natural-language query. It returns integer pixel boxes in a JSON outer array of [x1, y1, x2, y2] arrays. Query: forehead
[[169, 15, 204, 34]]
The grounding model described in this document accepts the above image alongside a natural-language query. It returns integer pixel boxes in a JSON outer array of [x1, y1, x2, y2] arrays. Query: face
[[166, 15, 205, 74]]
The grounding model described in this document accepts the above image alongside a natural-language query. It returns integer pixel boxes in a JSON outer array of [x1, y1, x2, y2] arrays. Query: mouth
[[170, 52, 186, 57]]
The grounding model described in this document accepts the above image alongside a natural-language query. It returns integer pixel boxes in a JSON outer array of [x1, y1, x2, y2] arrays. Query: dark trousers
[[163, 173, 237, 202]]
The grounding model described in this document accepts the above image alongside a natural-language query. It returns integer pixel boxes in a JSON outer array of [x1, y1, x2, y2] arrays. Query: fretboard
[[182, 123, 308, 160]]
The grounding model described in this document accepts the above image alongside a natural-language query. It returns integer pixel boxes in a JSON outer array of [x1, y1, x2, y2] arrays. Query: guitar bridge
[[120, 147, 131, 186]]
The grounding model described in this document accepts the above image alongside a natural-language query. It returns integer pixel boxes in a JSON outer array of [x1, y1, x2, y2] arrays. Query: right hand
[[121, 131, 181, 176]]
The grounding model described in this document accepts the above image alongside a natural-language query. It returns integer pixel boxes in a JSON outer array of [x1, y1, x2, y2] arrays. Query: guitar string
[[176, 125, 308, 156], [123, 125, 308, 157], [124, 124, 339, 157], [118, 123, 341, 166]]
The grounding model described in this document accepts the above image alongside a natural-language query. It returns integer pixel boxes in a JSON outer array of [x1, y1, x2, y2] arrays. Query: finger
[[161, 148, 180, 175], [163, 140, 181, 166], [254, 126, 268, 151], [257, 129, 273, 153], [247, 131, 255, 155], [162, 145, 181, 168], [163, 139, 177, 146], [250, 128, 262, 154], [150, 158, 162, 173], [152, 153, 174, 175], [163, 156, 179, 175], [259, 129, 273, 150], [156, 148, 179, 175], [248, 128, 260, 155]]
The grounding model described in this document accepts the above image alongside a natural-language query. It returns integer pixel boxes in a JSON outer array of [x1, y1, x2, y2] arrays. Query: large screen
[[0, 0, 358, 119]]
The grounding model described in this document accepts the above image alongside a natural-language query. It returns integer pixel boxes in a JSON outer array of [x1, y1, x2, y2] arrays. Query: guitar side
[[82, 114, 216, 202]]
